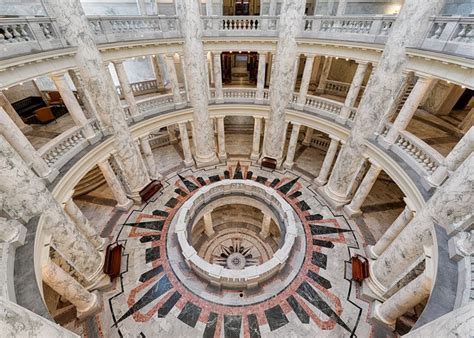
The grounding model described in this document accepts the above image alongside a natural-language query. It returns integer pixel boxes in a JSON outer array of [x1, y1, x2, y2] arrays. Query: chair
[[261, 157, 277, 170], [47, 91, 63, 106], [34, 106, 56, 124]]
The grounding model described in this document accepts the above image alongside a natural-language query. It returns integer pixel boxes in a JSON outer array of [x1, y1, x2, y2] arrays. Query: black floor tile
[[203, 312, 219, 338], [255, 176, 267, 184], [145, 246, 160, 263], [125, 220, 164, 231], [312, 239, 334, 248], [247, 314, 261, 338], [311, 251, 327, 269], [309, 224, 352, 235], [287, 295, 310, 324], [139, 265, 164, 282], [177, 302, 202, 328], [224, 315, 242, 338], [140, 235, 161, 243], [209, 175, 221, 182], [307, 270, 332, 289], [165, 198, 178, 208], [157, 291, 181, 318], [264, 304, 289, 331]]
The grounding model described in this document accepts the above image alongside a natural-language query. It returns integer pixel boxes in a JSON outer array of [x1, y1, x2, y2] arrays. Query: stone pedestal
[[250, 117, 263, 161], [178, 122, 195, 167], [283, 123, 301, 169], [313, 137, 339, 186], [97, 159, 133, 210]]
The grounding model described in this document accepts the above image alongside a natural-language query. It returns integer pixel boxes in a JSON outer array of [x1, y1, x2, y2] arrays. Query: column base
[[315, 88, 325, 95], [175, 102, 187, 110], [250, 152, 260, 161], [77, 291, 102, 320], [377, 136, 392, 150], [183, 158, 195, 168], [283, 160, 294, 169], [361, 263, 387, 302], [302, 140, 311, 146], [259, 232, 269, 240], [218, 152, 227, 161], [294, 103, 304, 111], [316, 185, 350, 210], [116, 198, 133, 211], [215, 98, 224, 104], [86, 272, 113, 292], [20, 125, 34, 133], [370, 300, 396, 330], [131, 114, 144, 123], [254, 98, 264, 105], [343, 204, 362, 218], [335, 116, 348, 125], [194, 152, 219, 168], [367, 245, 379, 260], [86, 133, 102, 145], [41, 168, 60, 184], [312, 177, 327, 187]]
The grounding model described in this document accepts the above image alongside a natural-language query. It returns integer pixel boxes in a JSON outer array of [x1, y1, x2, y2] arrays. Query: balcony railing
[[1, 15, 472, 61]]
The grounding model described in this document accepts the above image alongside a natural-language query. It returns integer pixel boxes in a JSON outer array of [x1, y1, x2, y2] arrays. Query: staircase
[[224, 122, 254, 134], [73, 165, 106, 197], [394, 81, 416, 115]]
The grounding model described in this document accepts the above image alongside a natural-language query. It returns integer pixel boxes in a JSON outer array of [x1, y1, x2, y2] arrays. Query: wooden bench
[[351, 254, 369, 283], [103, 243, 123, 279], [261, 157, 277, 170], [139, 180, 163, 203]]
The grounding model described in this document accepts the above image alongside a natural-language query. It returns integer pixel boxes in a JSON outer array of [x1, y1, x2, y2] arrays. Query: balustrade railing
[[303, 94, 343, 117], [116, 79, 160, 97], [324, 80, 351, 96], [202, 16, 278, 36]]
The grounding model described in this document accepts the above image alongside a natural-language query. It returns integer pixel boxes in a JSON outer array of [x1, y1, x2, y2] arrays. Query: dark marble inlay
[[296, 282, 351, 332], [174, 188, 187, 197], [145, 246, 160, 263], [157, 291, 181, 318], [307, 270, 332, 289], [140, 235, 161, 243], [270, 178, 280, 187], [306, 214, 323, 221], [125, 220, 164, 231], [139, 265, 164, 282], [297, 200, 311, 211], [310, 224, 352, 235], [289, 191, 302, 199], [233, 162, 243, 179], [209, 175, 221, 183], [115, 275, 173, 325], [287, 295, 310, 324], [277, 177, 299, 194], [177, 302, 202, 328], [152, 210, 169, 217], [247, 314, 261, 338], [203, 312, 219, 338], [197, 177, 206, 186], [224, 170, 230, 179], [255, 176, 267, 184], [246, 171, 253, 180], [264, 305, 289, 331], [165, 197, 178, 208], [224, 315, 242, 338], [311, 251, 327, 269], [312, 239, 334, 248], [178, 174, 199, 192]]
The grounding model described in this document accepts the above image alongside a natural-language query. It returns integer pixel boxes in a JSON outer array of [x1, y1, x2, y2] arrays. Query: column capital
[[258, 51, 268, 56], [304, 54, 316, 59], [50, 71, 67, 80], [328, 135, 341, 143], [402, 197, 417, 213], [112, 59, 126, 65], [367, 158, 383, 170], [355, 60, 370, 66], [291, 122, 302, 128], [416, 73, 434, 82]]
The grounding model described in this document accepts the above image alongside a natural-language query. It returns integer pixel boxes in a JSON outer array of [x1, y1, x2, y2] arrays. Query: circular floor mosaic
[[105, 162, 375, 337]]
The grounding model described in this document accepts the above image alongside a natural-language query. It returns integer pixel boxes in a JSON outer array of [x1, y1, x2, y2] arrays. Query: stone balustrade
[[310, 136, 331, 151], [324, 80, 351, 96], [302, 94, 343, 117], [116, 79, 160, 98], [1, 16, 472, 61], [174, 179, 297, 289]]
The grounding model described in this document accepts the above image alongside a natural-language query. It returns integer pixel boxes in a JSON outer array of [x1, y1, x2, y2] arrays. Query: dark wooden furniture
[[103, 243, 123, 279], [47, 91, 63, 106], [34, 106, 56, 124], [351, 254, 369, 283], [261, 157, 277, 170], [139, 180, 163, 203], [12, 96, 46, 122]]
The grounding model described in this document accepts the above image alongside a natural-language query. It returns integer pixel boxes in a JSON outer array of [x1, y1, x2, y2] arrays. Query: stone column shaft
[[140, 136, 162, 180], [136, 0, 147, 15], [0, 136, 101, 280], [250, 117, 262, 160], [314, 137, 339, 186], [97, 159, 133, 210], [42, 259, 100, 317], [0, 92, 31, 132], [344, 163, 382, 216], [339, 62, 369, 121], [151, 55, 165, 88], [262, 0, 306, 164], [256, 53, 267, 103], [52, 73, 95, 139], [176, 0, 218, 167], [369, 203, 415, 258], [178, 122, 194, 167], [0, 107, 56, 182], [203, 212, 214, 236], [268, 0, 277, 16], [260, 214, 271, 238], [302, 127, 314, 146], [167, 125, 178, 144], [64, 197, 105, 249], [385, 77, 435, 144], [206, 0, 213, 16], [336, 0, 347, 15], [68, 69, 99, 121], [213, 52, 224, 103], [163, 54, 183, 104], [459, 108, 473, 134], [216, 116, 227, 160], [113, 61, 140, 119], [317, 57, 332, 92], [283, 123, 301, 169], [296, 56, 315, 107]]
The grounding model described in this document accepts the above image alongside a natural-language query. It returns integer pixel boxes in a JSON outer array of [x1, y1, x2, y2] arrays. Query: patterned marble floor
[[87, 161, 378, 338]]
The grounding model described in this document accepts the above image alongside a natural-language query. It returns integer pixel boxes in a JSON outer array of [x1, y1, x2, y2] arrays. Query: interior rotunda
[[0, 0, 472, 337]]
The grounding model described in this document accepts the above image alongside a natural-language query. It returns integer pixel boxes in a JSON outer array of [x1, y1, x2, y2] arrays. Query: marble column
[[372, 268, 432, 327], [68, 69, 99, 121], [309, 56, 321, 92], [216, 116, 227, 161], [97, 159, 133, 210], [283, 123, 301, 169], [338, 61, 369, 121], [0, 217, 26, 246], [265, 53, 273, 87], [336, 0, 347, 16], [206, 0, 213, 16], [42, 258, 101, 319], [302, 127, 314, 146], [260, 214, 271, 238], [139, 135, 163, 180], [261, 0, 306, 164], [255, 52, 267, 103], [63, 194, 105, 249], [0, 107, 57, 182], [0, 136, 102, 281], [113, 60, 141, 120], [343, 162, 382, 217], [51, 73, 96, 139], [163, 54, 183, 105], [313, 137, 339, 186], [213, 52, 224, 103], [176, 0, 218, 167], [320, 0, 444, 207], [136, 0, 147, 15], [250, 117, 263, 161], [0, 92, 32, 132], [203, 212, 214, 236], [384, 76, 435, 144], [179, 53, 192, 102], [178, 122, 194, 167], [44, 0, 151, 198], [459, 108, 473, 134], [167, 125, 178, 144], [296, 55, 316, 108], [365, 154, 473, 298], [316, 57, 332, 93], [151, 55, 165, 88], [268, 0, 277, 16], [369, 200, 415, 259]]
